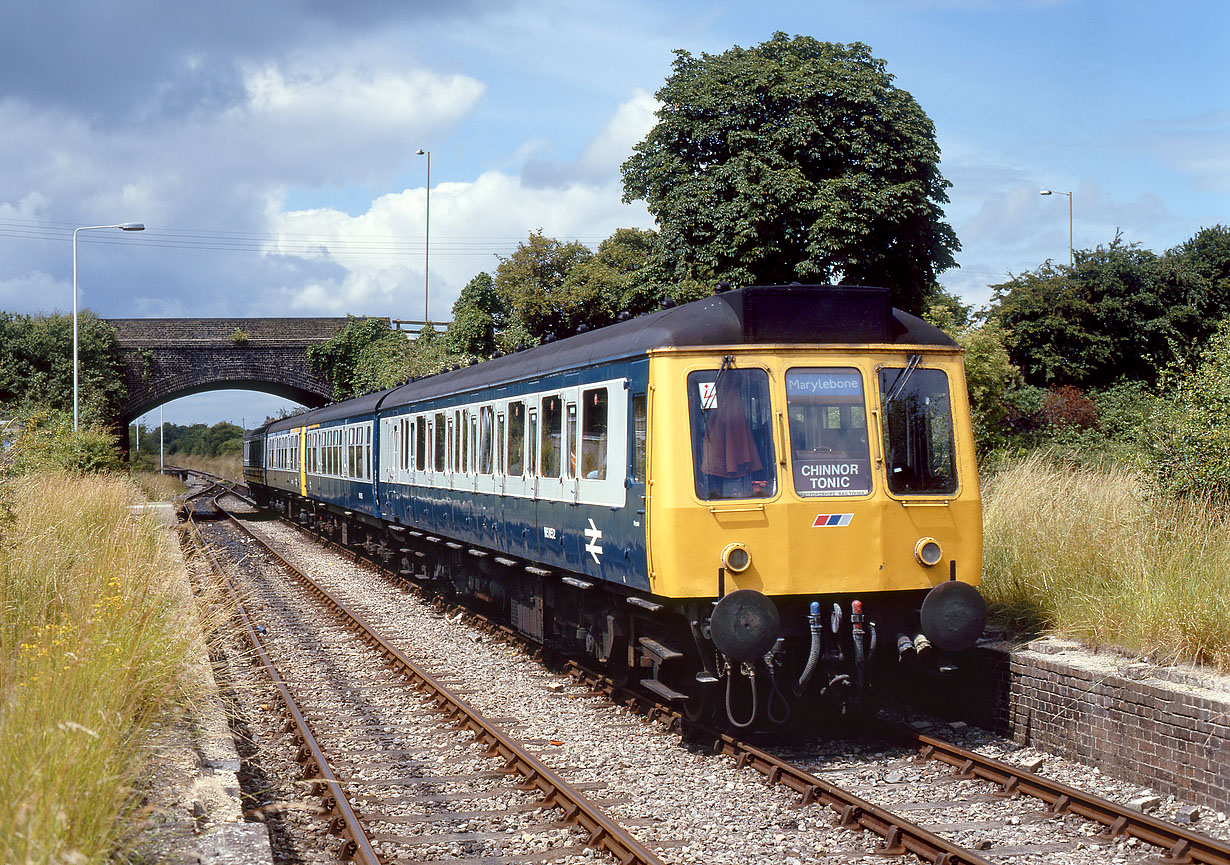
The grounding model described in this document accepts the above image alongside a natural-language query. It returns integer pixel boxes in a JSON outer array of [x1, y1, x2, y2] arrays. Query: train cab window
[[581, 388, 608, 480], [508, 401, 525, 476], [878, 365, 958, 496], [434, 413, 446, 472], [631, 393, 647, 483], [785, 368, 872, 497], [687, 368, 776, 500], [541, 397, 562, 478]]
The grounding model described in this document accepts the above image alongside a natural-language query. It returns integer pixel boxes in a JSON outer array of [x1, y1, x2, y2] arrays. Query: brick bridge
[[105, 317, 377, 427]]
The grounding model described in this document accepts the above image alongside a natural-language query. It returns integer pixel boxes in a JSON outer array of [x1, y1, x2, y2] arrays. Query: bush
[[2, 408, 122, 476], [1145, 319, 1230, 498]]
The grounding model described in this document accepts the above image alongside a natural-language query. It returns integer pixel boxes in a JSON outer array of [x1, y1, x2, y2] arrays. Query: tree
[[990, 233, 1179, 388], [493, 231, 595, 340], [0, 311, 125, 424], [622, 33, 959, 314], [445, 272, 505, 357]]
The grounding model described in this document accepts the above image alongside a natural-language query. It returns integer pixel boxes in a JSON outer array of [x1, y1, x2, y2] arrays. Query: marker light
[[721, 542, 752, 573], [914, 537, 943, 567]]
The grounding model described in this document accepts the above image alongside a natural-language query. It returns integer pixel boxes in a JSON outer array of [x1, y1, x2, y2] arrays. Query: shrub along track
[[181, 471, 1230, 864]]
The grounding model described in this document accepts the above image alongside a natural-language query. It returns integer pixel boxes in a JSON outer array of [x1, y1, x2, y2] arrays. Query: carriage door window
[[478, 406, 494, 474], [541, 397, 562, 478], [687, 368, 777, 500], [631, 393, 647, 483], [786, 368, 871, 497], [461, 410, 470, 472], [581, 388, 608, 480], [363, 426, 372, 480], [496, 412, 506, 474], [415, 419, 426, 471], [565, 402, 578, 479], [434, 413, 447, 472], [508, 401, 525, 476], [879, 366, 958, 495], [528, 408, 540, 476]]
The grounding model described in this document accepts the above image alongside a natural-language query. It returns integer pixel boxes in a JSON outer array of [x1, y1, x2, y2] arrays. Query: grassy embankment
[[981, 454, 1230, 671], [163, 453, 242, 484], [0, 472, 203, 864]]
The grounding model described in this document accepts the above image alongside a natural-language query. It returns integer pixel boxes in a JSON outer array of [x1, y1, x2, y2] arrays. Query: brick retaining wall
[[954, 639, 1229, 812]]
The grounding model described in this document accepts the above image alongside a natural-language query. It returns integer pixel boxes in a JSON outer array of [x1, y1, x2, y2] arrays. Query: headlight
[[914, 537, 943, 567], [721, 542, 752, 573]]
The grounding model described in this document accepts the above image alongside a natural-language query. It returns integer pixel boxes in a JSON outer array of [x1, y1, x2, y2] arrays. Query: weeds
[[982, 453, 1230, 670], [0, 472, 201, 864]]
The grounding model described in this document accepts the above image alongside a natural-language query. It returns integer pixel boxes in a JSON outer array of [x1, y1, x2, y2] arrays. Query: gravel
[[194, 505, 1229, 865]]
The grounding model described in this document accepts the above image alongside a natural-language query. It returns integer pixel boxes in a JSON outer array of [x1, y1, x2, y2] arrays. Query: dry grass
[[0, 472, 202, 864], [982, 453, 1230, 671], [131, 470, 186, 501], [167, 453, 242, 484]]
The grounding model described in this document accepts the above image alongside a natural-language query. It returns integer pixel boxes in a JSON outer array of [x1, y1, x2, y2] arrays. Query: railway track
[[179, 470, 1230, 864], [184, 481, 664, 865]]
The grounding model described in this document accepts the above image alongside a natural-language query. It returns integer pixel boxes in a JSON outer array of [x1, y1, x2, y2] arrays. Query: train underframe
[[263, 488, 976, 730]]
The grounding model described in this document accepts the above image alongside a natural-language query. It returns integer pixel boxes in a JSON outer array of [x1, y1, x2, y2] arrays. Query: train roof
[[263, 284, 956, 430]]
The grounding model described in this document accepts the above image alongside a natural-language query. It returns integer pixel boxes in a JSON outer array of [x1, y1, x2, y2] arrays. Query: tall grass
[[0, 472, 200, 864], [982, 453, 1230, 671], [167, 453, 242, 484]]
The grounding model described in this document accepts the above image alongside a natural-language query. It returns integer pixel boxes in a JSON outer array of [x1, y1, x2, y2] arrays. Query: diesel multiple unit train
[[244, 284, 986, 727]]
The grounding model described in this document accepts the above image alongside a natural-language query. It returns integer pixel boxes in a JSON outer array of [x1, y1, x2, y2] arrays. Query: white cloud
[[240, 63, 484, 142], [270, 168, 653, 320]]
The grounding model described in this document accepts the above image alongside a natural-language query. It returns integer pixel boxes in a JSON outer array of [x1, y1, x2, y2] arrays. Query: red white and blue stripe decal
[[812, 513, 854, 528]]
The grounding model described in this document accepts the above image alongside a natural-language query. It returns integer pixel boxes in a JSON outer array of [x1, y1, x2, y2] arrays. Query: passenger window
[[785, 368, 872, 497], [461, 410, 469, 472], [631, 393, 647, 483], [508, 401, 525, 476], [541, 397, 562, 478], [879, 366, 958, 495], [687, 368, 776, 500], [415, 418, 426, 471], [581, 388, 607, 480]]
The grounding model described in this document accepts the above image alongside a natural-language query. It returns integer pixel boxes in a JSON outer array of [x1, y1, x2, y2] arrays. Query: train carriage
[[244, 284, 986, 727]]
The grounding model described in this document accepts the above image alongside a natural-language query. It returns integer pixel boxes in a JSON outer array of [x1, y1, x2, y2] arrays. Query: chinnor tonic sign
[[785, 370, 871, 498]]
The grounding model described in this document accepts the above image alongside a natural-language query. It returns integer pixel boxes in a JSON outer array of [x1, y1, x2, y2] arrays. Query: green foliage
[[0, 311, 125, 424], [622, 32, 959, 314], [990, 228, 1230, 390], [1145, 319, 1230, 498], [306, 315, 398, 400], [493, 231, 596, 339], [2, 408, 123, 475], [228, 326, 250, 344], [445, 272, 505, 356]]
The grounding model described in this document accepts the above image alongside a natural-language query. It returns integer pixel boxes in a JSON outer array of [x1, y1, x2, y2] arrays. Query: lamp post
[[73, 222, 144, 430], [1039, 190, 1073, 268], [416, 148, 430, 322]]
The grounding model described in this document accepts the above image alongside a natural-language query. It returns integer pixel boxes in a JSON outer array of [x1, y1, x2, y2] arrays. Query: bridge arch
[[106, 317, 376, 428]]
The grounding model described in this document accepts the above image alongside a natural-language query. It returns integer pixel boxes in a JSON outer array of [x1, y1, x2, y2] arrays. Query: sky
[[2, 0, 1226, 426]]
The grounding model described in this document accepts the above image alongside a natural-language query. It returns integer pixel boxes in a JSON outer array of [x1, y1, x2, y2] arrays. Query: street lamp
[[416, 148, 430, 322], [73, 222, 144, 430], [1039, 190, 1073, 268]]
